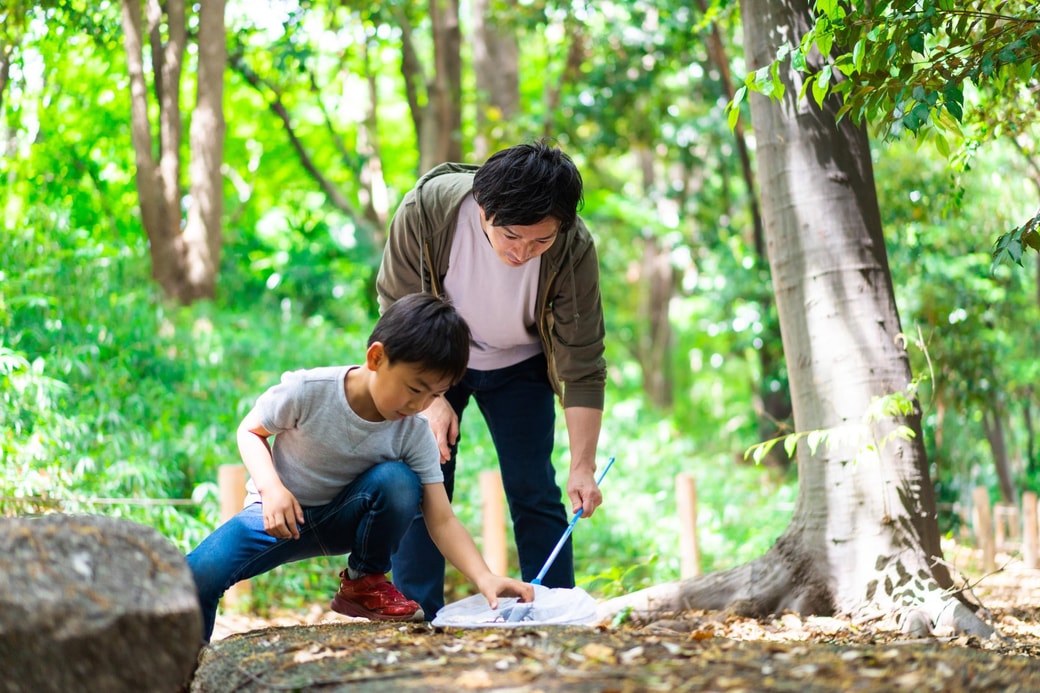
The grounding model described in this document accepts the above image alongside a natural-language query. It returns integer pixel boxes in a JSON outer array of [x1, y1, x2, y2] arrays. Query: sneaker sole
[[330, 594, 422, 622]]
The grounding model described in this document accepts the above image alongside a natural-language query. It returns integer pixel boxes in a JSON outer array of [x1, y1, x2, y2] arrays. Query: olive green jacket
[[376, 162, 607, 410]]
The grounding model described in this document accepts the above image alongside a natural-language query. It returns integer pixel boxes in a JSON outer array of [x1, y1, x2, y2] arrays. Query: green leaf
[[817, 30, 834, 59], [784, 434, 800, 458], [909, 32, 925, 53], [812, 66, 832, 106], [727, 86, 746, 130], [1025, 227, 1040, 252], [895, 425, 916, 441], [806, 430, 827, 455], [911, 102, 930, 125], [749, 437, 782, 464], [933, 129, 950, 158], [852, 38, 865, 72], [770, 60, 786, 101], [815, 0, 838, 18], [792, 48, 807, 72]]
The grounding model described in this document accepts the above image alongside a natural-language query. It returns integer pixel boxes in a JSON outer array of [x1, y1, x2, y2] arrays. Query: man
[[374, 140, 607, 618]]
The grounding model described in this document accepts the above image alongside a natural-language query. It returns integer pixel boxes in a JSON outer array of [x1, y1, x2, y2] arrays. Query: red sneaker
[[330, 571, 421, 621]]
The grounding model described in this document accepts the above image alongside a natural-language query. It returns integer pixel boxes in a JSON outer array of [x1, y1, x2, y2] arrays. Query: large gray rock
[[0, 514, 203, 692]]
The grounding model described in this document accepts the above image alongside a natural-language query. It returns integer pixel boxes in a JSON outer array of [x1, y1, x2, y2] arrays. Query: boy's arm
[[421, 483, 534, 607], [237, 406, 305, 539]]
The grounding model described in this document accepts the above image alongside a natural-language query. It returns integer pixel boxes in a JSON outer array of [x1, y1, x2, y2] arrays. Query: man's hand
[[422, 396, 459, 463], [260, 484, 305, 539], [566, 467, 603, 518]]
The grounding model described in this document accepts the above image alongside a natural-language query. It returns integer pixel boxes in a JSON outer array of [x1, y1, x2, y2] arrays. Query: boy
[[186, 293, 533, 642]]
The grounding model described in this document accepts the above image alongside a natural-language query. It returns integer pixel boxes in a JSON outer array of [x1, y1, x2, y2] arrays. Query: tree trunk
[[542, 14, 586, 140], [0, 40, 13, 117], [1026, 394, 1037, 475], [420, 0, 462, 171], [121, 0, 221, 304], [184, 0, 226, 301], [636, 234, 675, 409], [358, 41, 388, 237], [472, 0, 519, 160], [599, 0, 992, 637], [982, 407, 1018, 505]]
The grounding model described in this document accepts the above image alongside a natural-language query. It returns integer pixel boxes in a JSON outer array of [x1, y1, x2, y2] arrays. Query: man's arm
[[564, 405, 603, 518]]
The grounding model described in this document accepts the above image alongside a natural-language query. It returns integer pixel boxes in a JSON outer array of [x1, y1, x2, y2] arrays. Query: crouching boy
[[186, 293, 533, 641]]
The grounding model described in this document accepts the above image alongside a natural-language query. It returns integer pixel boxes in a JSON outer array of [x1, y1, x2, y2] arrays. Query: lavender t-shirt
[[443, 195, 542, 370]]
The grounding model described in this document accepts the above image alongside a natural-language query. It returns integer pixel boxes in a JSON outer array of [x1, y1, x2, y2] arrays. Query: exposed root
[[597, 539, 1000, 640]]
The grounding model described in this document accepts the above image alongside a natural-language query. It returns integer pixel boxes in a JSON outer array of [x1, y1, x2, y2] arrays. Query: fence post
[[480, 470, 508, 575], [676, 472, 701, 579], [1024, 491, 1038, 570], [219, 464, 251, 608], [972, 486, 995, 573]]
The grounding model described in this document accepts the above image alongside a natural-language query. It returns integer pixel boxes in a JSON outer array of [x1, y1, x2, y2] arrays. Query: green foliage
[[733, 0, 1040, 266], [4, 0, 1037, 620]]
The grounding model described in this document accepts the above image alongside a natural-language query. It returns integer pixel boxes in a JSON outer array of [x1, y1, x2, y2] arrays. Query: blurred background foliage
[[1, 0, 1038, 615]]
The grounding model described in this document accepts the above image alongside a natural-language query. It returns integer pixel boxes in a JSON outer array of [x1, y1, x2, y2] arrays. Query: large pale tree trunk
[[599, 0, 992, 637], [121, 0, 225, 303]]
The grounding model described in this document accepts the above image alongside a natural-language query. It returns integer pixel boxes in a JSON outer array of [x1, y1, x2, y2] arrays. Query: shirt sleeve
[[254, 370, 307, 433], [403, 417, 445, 485]]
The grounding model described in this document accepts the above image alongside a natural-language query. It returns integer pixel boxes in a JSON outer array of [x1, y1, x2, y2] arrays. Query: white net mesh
[[431, 584, 599, 628]]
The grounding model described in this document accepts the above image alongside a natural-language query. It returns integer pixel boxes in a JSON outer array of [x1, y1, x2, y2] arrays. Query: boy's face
[[366, 344, 453, 421], [478, 206, 559, 267]]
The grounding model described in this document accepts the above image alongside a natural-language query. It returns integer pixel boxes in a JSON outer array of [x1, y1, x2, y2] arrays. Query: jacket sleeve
[[550, 224, 607, 410], [376, 188, 427, 313]]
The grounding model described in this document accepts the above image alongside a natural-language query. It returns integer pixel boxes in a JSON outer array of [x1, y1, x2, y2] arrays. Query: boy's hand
[[475, 575, 534, 610], [422, 397, 459, 463], [260, 484, 305, 539]]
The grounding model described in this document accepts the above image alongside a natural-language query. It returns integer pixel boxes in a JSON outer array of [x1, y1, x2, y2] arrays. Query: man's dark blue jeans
[[390, 353, 574, 618]]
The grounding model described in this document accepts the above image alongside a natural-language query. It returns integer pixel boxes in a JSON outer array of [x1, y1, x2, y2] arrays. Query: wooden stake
[[1024, 491, 1038, 570], [676, 472, 701, 579], [218, 464, 251, 607], [972, 486, 995, 573], [480, 470, 508, 575]]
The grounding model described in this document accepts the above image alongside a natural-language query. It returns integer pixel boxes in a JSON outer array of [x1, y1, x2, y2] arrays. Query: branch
[[226, 47, 377, 240]]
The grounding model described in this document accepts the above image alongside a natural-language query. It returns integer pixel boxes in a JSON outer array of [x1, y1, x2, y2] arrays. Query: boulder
[[0, 514, 203, 692]]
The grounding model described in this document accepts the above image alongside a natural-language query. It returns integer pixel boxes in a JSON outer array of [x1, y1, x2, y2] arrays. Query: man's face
[[479, 206, 559, 267]]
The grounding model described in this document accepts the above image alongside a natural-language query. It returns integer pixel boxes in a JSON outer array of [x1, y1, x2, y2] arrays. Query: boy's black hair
[[369, 293, 471, 384], [472, 140, 584, 234]]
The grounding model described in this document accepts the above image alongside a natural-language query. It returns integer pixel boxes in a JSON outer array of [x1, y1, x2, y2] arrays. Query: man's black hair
[[369, 293, 471, 384], [472, 140, 584, 233]]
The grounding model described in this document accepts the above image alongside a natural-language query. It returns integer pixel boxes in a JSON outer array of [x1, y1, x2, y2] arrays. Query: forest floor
[[195, 543, 1040, 692]]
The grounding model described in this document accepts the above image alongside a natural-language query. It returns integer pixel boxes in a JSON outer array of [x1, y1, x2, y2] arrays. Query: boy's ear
[[365, 342, 386, 371]]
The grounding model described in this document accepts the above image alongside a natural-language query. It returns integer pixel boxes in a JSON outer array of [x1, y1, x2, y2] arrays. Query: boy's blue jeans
[[187, 461, 422, 641], [390, 353, 574, 618]]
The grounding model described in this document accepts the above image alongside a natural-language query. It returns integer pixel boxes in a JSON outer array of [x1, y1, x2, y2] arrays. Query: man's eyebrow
[[501, 225, 559, 241]]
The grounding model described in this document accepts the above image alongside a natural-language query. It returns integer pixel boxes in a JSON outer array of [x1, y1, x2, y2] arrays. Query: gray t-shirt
[[243, 365, 443, 507]]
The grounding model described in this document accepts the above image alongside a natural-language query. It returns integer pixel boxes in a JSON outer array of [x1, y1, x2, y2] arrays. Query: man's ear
[[365, 343, 385, 371]]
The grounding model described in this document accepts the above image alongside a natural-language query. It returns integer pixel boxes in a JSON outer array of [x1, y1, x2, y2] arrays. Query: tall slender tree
[[600, 0, 993, 636], [120, 0, 226, 303]]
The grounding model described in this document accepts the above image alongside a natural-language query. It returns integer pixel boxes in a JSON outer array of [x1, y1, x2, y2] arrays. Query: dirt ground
[[194, 546, 1040, 692]]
